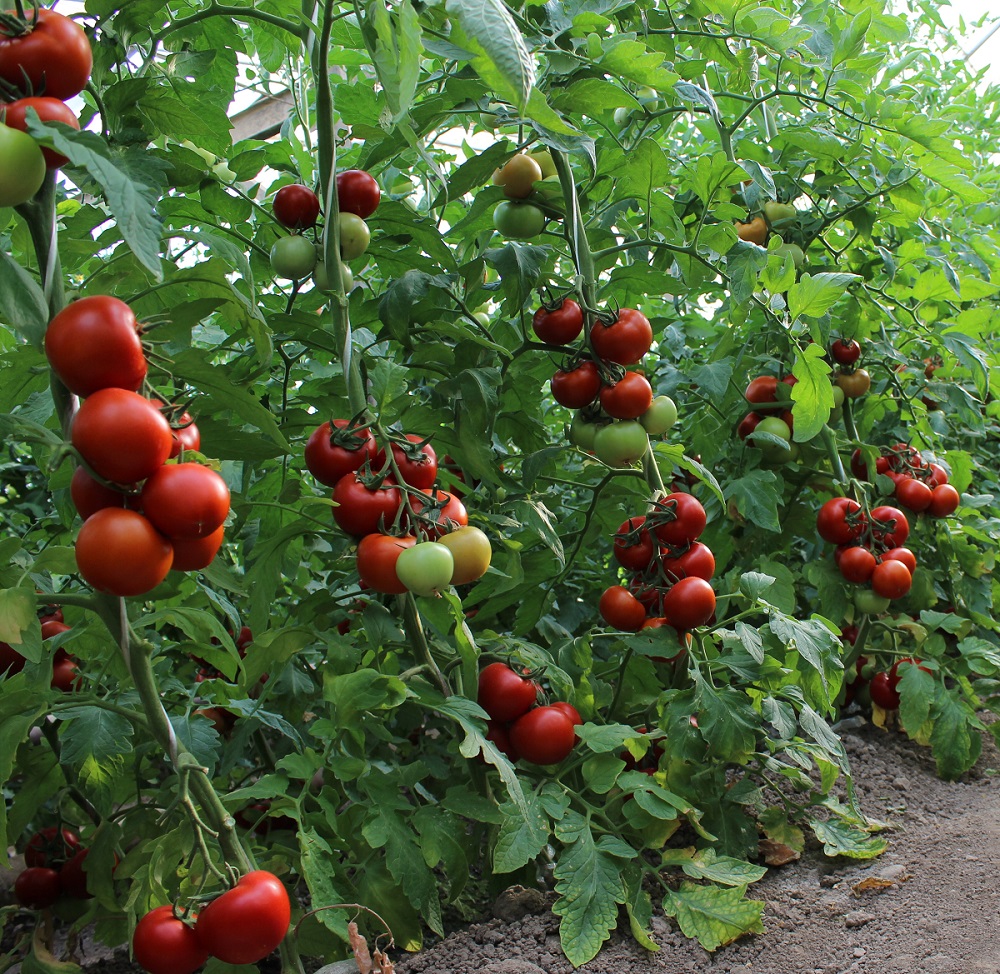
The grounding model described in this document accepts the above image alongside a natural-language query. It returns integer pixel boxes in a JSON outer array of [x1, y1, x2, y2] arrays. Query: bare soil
[[5, 720, 1000, 974]]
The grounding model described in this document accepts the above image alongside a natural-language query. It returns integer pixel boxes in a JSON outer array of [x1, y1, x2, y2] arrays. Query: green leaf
[[553, 812, 636, 966], [810, 818, 888, 859], [769, 613, 843, 701], [662, 881, 765, 951], [323, 670, 409, 722], [896, 663, 935, 735], [787, 272, 860, 321], [0, 587, 38, 654], [0, 251, 49, 347], [446, 0, 535, 109], [695, 679, 758, 763], [493, 795, 550, 873], [790, 344, 834, 442], [56, 708, 134, 766], [929, 685, 980, 780], [660, 847, 766, 886], [727, 470, 782, 532]]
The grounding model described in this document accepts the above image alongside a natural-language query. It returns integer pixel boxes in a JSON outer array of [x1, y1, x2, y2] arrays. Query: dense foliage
[[1, 0, 999, 969]]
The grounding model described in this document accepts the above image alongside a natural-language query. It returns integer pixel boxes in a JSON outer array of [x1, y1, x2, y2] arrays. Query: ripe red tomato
[[45, 297, 147, 398], [928, 484, 960, 518], [272, 184, 320, 229], [736, 411, 762, 440], [869, 671, 900, 710], [927, 462, 949, 487], [14, 866, 60, 909], [72, 390, 172, 485], [75, 509, 174, 597], [613, 516, 655, 571], [661, 541, 716, 582], [41, 618, 71, 640], [140, 463, 230, 540], [881, 547, 917, 574], [485, 720, 519, 761], [133, 905, 208, 974], [2, 96, 79, 167], [71, 466, 141, 519], [662, 576, 716, 630], [549, 701, 583, 730], [332, 474, 402, 537], [304, 420, 377, 487], [871, 559, 912, 600], [869, 505, 910, 546], [375, 434, 438, 489], [25, 827, 80, 868], [509, 706, 576, 764], [336, 169, 381, 218], [894, 476, 932, 513], [816, 497, 866, 545], [599, 371, 653, 419], [744, 375, 780, 406], [168, 413, 201, 459], [651, 493, 707, 547], [590, 309, 653, 365], [194, 871, 291, 965], [477, 662, 538, 722], [170, 525, 225, 572], [0, 9, 93, 100], [408, 489, 468, 539], [59, 848, 94, 899], [551, 360, 601, 408], [533, 298, 583, 345], [830, 338, 862, 365], [837, 546, 876, 584], [0, 640, 26, 675], [889, 657, 932, 688], [599, 586, 647, 631], [355, 533, 415, 594]]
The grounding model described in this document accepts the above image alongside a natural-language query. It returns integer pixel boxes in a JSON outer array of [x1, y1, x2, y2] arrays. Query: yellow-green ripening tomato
[[0, 123, 45, 206]]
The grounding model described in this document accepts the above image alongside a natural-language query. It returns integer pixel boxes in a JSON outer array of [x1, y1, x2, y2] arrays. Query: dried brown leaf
[[759, 839, 800, 867], [852, 876, 905, 895], [373, 948, 395, 974], [348, 921, 373, 974]]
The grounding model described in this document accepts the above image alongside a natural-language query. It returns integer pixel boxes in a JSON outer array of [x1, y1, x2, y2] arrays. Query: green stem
[[402, 594, 451, 695]]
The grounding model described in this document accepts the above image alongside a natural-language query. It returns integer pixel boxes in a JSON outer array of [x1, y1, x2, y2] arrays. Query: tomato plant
[[270, 235, 318, 278], [590, 308, 653, 365], [75, 509, 174, 596], [493, 201, 545, 238], [599, 371, 653, 419], [509, 705, 577, 764], [492, 154, 543, 199], [332, 474, 402, 536], [2, 96, 80, 167], [533, 297, 583, 345], [25, 827, 81, 868], [140, 463, 230, 540], [304, 420, 377, 487], [0, 120, 46, 206], [337, 169, 381, 217], [355, 533, 415, 593], [0, 8, 92, 99], [395, 541, 454, 596]]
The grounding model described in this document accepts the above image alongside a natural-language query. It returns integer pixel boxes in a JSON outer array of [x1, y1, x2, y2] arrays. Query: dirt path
[[6, 721, 1000, 974], [400, 722, 1000, 974]]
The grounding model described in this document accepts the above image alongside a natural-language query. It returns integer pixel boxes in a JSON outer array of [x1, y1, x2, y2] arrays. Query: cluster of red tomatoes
[[0, 7, 89, 206], [490, 150, 557, 240], [477, 661, 582, 765], [850, 443, 960, 518], [600, 492, 717, 636], [14, 825, 109, 909], [536, 296, 676, 466], [132, 870, 290, 974], [868, 657, 931, 711], [817, 496, 917, 608], [269, 169, 380, 286], [305, 421, 492, 597], [0, 605, 80, 688], [44, 295, 230, 597], [829, 337, 871, 399]]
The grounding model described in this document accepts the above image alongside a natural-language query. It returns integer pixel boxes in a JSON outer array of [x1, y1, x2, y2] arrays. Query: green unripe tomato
[[613, 107, 632, 128], [568, 414, 598, 450], [854, 589, 891, 615], [0, 123, 46, 206], [313, 261, 354, 293], [763, 200, 797, 224], [395, 542, 454, 596], [774, 242, 804, 268], [640, 395, 678, 436], [635, 85, 660, 106], [831, 384, 846, 408], [592, 421, 648, 466], [473, 311, 490, 326], [339, 212, 371, 260], [270, 235, 318, 279], [750, 416, 792, 462], [529, 149, 557, 179], [492, 201, 545, 240]]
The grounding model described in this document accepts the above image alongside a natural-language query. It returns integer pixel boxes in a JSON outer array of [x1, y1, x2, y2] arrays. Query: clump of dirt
[[6, 721, 1000, 974]]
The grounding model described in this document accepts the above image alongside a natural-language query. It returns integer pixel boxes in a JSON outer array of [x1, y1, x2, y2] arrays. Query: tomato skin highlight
[[45, 296, 147, 398], [0, 9, 93, 101], [75, 509, 174, 597], [133, 905, 209, 974], [194, 871, 291, 965], [477, 662, 538, 722], [72, 390, 173, 485], [509, 705, 577, 764]]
